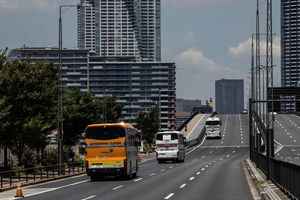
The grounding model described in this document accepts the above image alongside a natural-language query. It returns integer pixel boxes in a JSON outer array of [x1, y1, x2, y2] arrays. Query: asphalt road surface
[[274, 114, 300, 165], [1, 114, 252, 200]]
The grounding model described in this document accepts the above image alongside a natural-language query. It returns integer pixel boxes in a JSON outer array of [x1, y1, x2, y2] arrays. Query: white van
[[205, 117, 222, 139], [155, 131, 186, 163]]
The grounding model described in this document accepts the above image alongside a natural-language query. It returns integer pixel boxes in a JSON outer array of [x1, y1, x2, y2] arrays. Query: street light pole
[[58, 4, 78, 175]]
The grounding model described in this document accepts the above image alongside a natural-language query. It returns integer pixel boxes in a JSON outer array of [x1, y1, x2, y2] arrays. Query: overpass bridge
[[179, 113, 209, 142]]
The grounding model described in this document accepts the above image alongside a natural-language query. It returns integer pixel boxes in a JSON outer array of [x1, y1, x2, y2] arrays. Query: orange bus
[[83, 123, 140, 181]]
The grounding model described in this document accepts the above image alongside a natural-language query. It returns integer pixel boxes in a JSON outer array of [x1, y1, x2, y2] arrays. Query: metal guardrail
[[0, 162, 85, 191], [177, 112, 200, 132], [252, 151, 300, 199]]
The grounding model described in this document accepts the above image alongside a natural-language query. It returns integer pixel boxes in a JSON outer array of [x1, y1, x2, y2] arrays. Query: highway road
[[1, 114, 252, 200], [274, 114, 300, 165]]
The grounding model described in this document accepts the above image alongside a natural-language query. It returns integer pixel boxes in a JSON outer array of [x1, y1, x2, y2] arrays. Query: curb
[[242, 160, 261, 200]]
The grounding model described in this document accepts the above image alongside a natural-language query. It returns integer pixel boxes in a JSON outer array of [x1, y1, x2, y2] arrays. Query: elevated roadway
[[274, 114, 300, 165], [180, 113, 209, 141]]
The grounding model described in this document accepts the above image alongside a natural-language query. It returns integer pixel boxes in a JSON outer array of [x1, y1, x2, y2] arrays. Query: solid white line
[[133, 178, 143, 182], [164, 193, 175, 199], [189, 177, 195, 181], [179, 183, 186, 189], [186, 135, 207, 155], [112, 185, 124, 191], [81, 195, 96, 200], [20, 179, 89, 198]]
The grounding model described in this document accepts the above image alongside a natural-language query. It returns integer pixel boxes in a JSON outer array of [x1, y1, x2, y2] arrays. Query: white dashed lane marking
[[179, 184, 186, 189], [81, 195, 96, 200], [189, 177, 195, 181], [164, 193, 175, 199], [133, 178, 143, 182], [112, 185, 124, 191]]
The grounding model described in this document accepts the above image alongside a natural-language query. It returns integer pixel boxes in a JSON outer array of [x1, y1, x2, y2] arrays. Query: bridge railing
[[252, 151, 300, 199], [0, 162, 85, 192]]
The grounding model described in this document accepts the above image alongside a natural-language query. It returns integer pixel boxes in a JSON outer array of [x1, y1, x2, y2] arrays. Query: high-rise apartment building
[[281, 0, 300, 87], [77, 0, 161, 61], [215, 79, 244, 114]]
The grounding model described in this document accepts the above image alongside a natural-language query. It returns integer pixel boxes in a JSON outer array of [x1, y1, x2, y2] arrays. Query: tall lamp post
[[58, 4, 79, 174]]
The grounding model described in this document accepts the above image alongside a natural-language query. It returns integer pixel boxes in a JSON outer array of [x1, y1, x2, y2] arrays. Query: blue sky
[[0, 0, 282, 101]]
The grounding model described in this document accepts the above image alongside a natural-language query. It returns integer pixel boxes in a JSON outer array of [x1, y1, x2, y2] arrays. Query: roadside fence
[[0, 162, 85, 192]]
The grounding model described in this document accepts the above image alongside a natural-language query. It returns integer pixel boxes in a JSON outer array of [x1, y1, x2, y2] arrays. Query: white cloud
[[175, 48, 235, 73], [175, 48, 221, 72], [174, 48, 244, 100], [229, 36, 281, 58]]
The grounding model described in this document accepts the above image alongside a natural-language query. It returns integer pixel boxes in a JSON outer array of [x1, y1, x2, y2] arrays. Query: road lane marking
[[179, 183, 186, 189], [164, 193, 175, 199], [196, 171, 201, 175], [133, 178, 143, 182], [169, 166, 173, 169], [149, 173, 156, 176], [112, 185, 124, 191], [81, 195, 96, 200], [161, 169, 166, 172], [201, 168, 205, 171], [186, 136, 207, 156], [189, 177, 195, 181]]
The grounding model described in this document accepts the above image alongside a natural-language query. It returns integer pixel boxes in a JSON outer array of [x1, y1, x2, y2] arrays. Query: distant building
[[77, 0, 161, 61], [215, 79, 244, 114], [176, 98, 202, 113], [281, 0, 300, 87], [9, 47, 176, 130], [175, 112, 191, 130], [192, 105, 213, 114]]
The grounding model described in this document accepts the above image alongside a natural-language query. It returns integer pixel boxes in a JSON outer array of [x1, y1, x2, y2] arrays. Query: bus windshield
[[85, 127, 126, 140], [206, 121, 220, 126]]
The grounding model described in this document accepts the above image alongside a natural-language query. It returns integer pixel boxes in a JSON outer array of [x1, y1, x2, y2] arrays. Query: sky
[[0, 0, 281, 101]]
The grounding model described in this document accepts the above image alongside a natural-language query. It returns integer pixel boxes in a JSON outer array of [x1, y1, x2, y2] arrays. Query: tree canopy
[[135, 106, 160, 144]]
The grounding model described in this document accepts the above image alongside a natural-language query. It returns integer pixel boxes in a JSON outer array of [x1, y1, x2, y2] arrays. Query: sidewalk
[[243, 159, 289, 200]]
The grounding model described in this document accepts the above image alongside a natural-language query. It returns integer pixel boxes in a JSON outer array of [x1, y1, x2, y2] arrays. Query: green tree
[[135, 106, 159, 144], [62, 89, 122, 146], [0, 55, 57, 166]]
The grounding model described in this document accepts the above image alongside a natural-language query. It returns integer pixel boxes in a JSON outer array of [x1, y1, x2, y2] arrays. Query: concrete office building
[[281, 0, 300, 87], [9, 47, 176, 130], [215, 79, 244, 114], [77, 0, 161, 61]]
